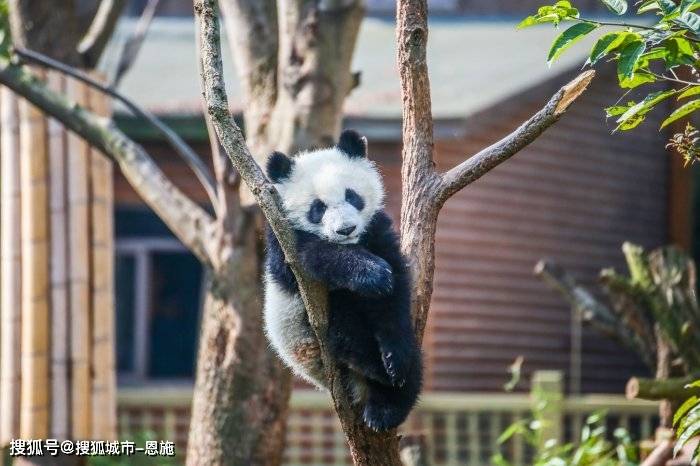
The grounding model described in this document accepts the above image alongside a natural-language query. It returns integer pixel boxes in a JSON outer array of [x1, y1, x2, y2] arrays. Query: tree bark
[[626, 375, 700, 401], [187, 210, 291, 466], [8, 0, 84, 67]]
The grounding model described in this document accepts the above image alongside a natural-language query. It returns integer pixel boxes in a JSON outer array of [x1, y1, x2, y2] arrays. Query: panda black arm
[[363, 211, 420, 387], [295, 230, 394, 297], [265, 225, 298, 292]]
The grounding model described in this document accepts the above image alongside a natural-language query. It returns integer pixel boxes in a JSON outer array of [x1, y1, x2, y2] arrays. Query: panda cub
[[263, 129, 422, 431]]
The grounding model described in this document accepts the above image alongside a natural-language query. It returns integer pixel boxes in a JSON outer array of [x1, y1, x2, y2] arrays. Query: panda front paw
[[352, 257, 394, 297]]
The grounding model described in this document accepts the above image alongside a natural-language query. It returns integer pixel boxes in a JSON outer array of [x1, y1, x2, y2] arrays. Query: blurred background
[[1, 0, 692, 465]]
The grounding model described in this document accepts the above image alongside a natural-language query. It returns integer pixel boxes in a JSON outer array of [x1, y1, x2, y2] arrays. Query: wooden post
[[88, 78, 116, 440], [531, 370, 563, 448], [0, 86, 21, 444], [18, 77, 51, 439], [47, 70, 70, 440], [66, 75, 92, 440]]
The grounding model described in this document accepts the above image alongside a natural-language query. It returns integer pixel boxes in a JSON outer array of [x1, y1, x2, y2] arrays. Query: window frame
[[115, 237, 204, 385]]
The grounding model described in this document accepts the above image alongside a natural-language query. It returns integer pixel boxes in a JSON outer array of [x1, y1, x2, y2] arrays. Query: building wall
[[114, 68, 668, 394]]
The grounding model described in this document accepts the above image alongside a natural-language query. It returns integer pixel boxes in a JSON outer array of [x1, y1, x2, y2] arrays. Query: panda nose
[[336, 225, 356, 236]]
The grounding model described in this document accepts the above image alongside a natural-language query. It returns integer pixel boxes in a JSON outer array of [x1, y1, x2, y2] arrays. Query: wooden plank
[[46, 70, 70, 440], [66, 76, 92, 439], [18, 83, 51, 438], [0, 86, 21, 445], [88, 74, 116, 440]]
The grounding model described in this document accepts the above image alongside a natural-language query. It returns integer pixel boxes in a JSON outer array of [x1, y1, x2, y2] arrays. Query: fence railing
[[117, 371, 659, 466]]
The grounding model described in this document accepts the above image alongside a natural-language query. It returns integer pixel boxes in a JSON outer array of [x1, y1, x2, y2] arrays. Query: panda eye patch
[[345, 189, 365, 211], [307, 199, 327, 224]]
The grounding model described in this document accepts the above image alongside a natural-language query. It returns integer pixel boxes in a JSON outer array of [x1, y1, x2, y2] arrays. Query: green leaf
[[661, 99, 700, 128], [675, 418, 700, 457], [589, 32, 625, 64], [606, 102, 635, 117], [619, 70, 657, 89], [676, 11, 700, 33], [617, 89, 677, 128], [665, 37, 696, 68], [674, 396, 699, 426], [617, 40, 646, 79], [548, 22, 599, 64], [659, 0, 680, 14], [638, 0, 661, 13], [678, 85, 700, 100], [600, 0, 628, 14], [681, 0, 700, 15]]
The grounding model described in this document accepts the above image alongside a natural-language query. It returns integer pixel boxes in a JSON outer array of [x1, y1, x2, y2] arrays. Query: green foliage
[[0, 0, 9, 58], [491, 401, 639, 466], [521, 0, 700, 166], [673, 381, 700, 465]]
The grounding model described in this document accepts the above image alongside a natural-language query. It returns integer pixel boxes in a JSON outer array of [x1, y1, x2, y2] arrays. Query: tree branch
[[0, 58, 215, 265], [534, 259, 655, 368], [77, 0, 128, 69], [438, 70, 595, 202], [219, 0, 277, 160], [111, 0, 160, 87], [626, 375, 700, 401], [12, 46, 220, 210]]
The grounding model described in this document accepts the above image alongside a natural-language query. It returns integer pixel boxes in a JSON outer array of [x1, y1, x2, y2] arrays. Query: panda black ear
[[337, 129, 367, 159], [266, 151, 294, 183]]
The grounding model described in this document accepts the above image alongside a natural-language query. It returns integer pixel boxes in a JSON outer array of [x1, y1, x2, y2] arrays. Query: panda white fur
[[263, 129, 422, 431]]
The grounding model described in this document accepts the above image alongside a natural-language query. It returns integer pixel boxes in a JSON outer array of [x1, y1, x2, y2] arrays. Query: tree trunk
[[8, 0, 83, 67], [187, 213, 292, 466]]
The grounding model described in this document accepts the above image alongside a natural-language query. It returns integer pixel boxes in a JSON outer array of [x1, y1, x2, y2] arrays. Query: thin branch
[[438, 70, 595, 202], [13, 46, 220, 211], [194, 0, 331, 334], [77, 0, 128, 68], [0, 57, 216, 264], [534, 259, 655, 368], [111, 0, 160, 87]]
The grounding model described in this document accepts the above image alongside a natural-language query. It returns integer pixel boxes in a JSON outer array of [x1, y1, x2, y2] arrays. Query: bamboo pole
[[0, 86, 21, 445], [47, 70, 70, 439], [88, 77, 116, 440], [18, 73, 51, 438], [66, 76, 92, 439]]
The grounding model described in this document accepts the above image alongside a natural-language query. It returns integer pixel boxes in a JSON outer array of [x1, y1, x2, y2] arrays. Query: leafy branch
[[522, 0, 700, 165]]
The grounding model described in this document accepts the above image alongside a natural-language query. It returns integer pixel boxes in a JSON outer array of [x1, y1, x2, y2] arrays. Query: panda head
[[266, 129, 385, 244]]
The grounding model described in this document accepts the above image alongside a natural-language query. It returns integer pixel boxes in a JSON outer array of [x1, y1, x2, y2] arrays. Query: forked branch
[[438, 70, 595, 202], [77, 0, 127, 68]]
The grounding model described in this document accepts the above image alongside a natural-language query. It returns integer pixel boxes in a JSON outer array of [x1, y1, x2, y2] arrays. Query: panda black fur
[[263, 129, 422, 431]]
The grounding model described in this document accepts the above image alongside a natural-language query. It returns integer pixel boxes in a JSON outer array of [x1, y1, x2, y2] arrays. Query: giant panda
[[263, 129, 422, 431]]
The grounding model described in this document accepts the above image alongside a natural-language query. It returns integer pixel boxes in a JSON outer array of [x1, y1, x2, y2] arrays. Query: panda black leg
[[328, 331, 393, 386], [374, 324, 418, 388], [362, 360, 422, 432]]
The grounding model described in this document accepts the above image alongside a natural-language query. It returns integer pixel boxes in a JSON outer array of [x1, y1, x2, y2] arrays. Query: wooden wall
[[0, 73, 117, 444]]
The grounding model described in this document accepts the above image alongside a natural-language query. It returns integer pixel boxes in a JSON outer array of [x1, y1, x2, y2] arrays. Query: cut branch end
[[554, 70, 595, 115]]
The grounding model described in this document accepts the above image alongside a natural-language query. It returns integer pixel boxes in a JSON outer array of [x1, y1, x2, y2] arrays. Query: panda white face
[[266, 130, 385, 244]]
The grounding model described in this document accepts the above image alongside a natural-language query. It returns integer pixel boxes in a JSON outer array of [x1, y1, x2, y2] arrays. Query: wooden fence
[[0, 74, 116, 444], [117, 371, 659, 466]]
